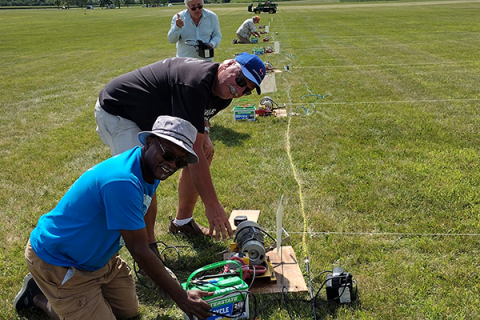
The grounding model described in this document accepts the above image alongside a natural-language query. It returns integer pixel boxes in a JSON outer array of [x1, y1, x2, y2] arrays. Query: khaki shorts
[[25, 240, 139, 320], [236, 33, 251, 44], [94, 100, 143, 156]]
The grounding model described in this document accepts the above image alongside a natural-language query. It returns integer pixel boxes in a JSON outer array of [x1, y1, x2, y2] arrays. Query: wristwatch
[[204, 126, 210, 133]]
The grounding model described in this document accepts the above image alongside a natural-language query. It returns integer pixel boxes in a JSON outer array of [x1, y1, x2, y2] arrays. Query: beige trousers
[[25, 240, 139, 320]]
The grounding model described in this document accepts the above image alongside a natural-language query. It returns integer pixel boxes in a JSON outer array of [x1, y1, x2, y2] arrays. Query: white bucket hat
[[138, 116, 198, 164]]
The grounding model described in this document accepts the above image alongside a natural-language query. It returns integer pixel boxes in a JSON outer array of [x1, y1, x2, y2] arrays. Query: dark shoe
[[14, 273, 42, 311], [231, 38, 238, 44], [168, 216, 210, 237]]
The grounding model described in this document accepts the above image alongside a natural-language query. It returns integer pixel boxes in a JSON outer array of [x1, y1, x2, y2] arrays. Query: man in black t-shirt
[[94, 52, 266, 243]]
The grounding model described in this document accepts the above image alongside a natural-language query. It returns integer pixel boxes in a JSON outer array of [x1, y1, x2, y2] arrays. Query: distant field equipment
[[248, 1, 278, 14]]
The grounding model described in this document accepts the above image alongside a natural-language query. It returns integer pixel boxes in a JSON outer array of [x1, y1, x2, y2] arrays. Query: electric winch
[[235, 220, 265, 265], [225, 218, 278, 283], [256, 96, 285, 116]]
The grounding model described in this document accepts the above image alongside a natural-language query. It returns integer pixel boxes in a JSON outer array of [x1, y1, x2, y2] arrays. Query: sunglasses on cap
[[235, 65, 253, 96], [189, 5, 203, 11], [155, 138, 188, 168]]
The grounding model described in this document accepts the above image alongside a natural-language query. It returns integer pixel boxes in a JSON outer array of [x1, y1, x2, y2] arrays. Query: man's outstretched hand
[[176, 14, 184, 28], [205, 204, 233, 241]]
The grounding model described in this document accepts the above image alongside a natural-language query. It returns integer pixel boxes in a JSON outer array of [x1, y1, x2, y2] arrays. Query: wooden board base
[[224, 246, 308, 294], [274, 109, 287, 117], [228, 210, 260, 231], [249, 246, 307, 294]]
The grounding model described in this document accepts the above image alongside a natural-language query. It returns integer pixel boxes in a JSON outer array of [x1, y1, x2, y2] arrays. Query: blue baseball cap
[[234, 52, 266, 95]]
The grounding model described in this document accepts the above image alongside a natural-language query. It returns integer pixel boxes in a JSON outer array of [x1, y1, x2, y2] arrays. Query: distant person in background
[[232, 16, 261, 44], [168, 0, 222, 61]]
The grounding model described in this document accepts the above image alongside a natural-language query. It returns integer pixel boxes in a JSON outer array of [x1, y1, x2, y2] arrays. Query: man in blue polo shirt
[[14, 116, 213, 320]]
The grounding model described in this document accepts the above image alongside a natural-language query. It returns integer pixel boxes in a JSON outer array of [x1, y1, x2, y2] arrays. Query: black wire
[[352, 280, 359, 301], [135, 239, 357, 319], [251, 270, 357, 320], [261, 96, 280, 108], [256, 227, 277, 244], [234, 225, 277, 250], [133, 258, 156, 289], [282, 286, 296, 320], [313, 278, 330, 302], [133, 241, 190, 290]]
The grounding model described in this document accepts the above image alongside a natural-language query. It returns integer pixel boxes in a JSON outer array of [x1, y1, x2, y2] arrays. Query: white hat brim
[[138, 132, 198, 164]]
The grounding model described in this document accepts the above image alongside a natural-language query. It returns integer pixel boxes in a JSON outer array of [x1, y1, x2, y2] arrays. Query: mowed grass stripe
[[2, 1, 480, 319]]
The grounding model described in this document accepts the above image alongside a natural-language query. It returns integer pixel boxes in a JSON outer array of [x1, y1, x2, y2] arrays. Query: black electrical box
[[326, 267, 355, 303], [196, 40, 214, 59]]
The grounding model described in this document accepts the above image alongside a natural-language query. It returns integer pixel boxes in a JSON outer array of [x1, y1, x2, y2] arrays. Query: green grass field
[[2, 0, 480, 319]]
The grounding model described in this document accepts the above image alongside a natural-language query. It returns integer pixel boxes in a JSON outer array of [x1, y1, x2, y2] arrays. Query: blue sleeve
[[101, 180, 146, 231], [209, 13, 222, 48], [168, 12, 183, 44]]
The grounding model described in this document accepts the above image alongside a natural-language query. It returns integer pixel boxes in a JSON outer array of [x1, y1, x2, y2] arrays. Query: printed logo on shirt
[[184, 58, 202, 64], [204, 108, 217, 117], [165, 57, 201, 65], [143, 194, 152, 215]]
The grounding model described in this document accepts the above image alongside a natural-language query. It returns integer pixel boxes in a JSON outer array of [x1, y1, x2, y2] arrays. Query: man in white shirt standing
[[168, 0, 222, 61]]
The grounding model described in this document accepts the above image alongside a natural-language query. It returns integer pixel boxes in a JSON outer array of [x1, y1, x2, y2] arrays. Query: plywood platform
[[248, 246, 307, 294], [274, 109, 287, 117], [226, 211, 306, 294], [228, 210, 260, 231]]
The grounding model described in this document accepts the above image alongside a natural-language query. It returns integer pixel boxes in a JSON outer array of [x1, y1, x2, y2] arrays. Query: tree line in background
[[0, 0, 232, 6]]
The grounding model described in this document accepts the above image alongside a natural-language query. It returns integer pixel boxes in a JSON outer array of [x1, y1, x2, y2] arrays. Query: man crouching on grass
[[13, 116, 213, 320]]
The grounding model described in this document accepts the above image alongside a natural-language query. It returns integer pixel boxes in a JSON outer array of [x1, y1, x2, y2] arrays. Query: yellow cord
[[285, 110, 308, 260]]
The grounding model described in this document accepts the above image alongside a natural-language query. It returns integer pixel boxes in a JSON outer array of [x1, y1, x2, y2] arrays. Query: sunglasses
[[155, 139, 188, 169], [235, 65, 253, 96], [189, 5, 203, 11]]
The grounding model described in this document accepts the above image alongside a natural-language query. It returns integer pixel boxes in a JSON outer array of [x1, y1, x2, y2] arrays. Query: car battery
[[233, 105, 256, 121], [182, 261, 249, 320], [253, 47, 265, 55]]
